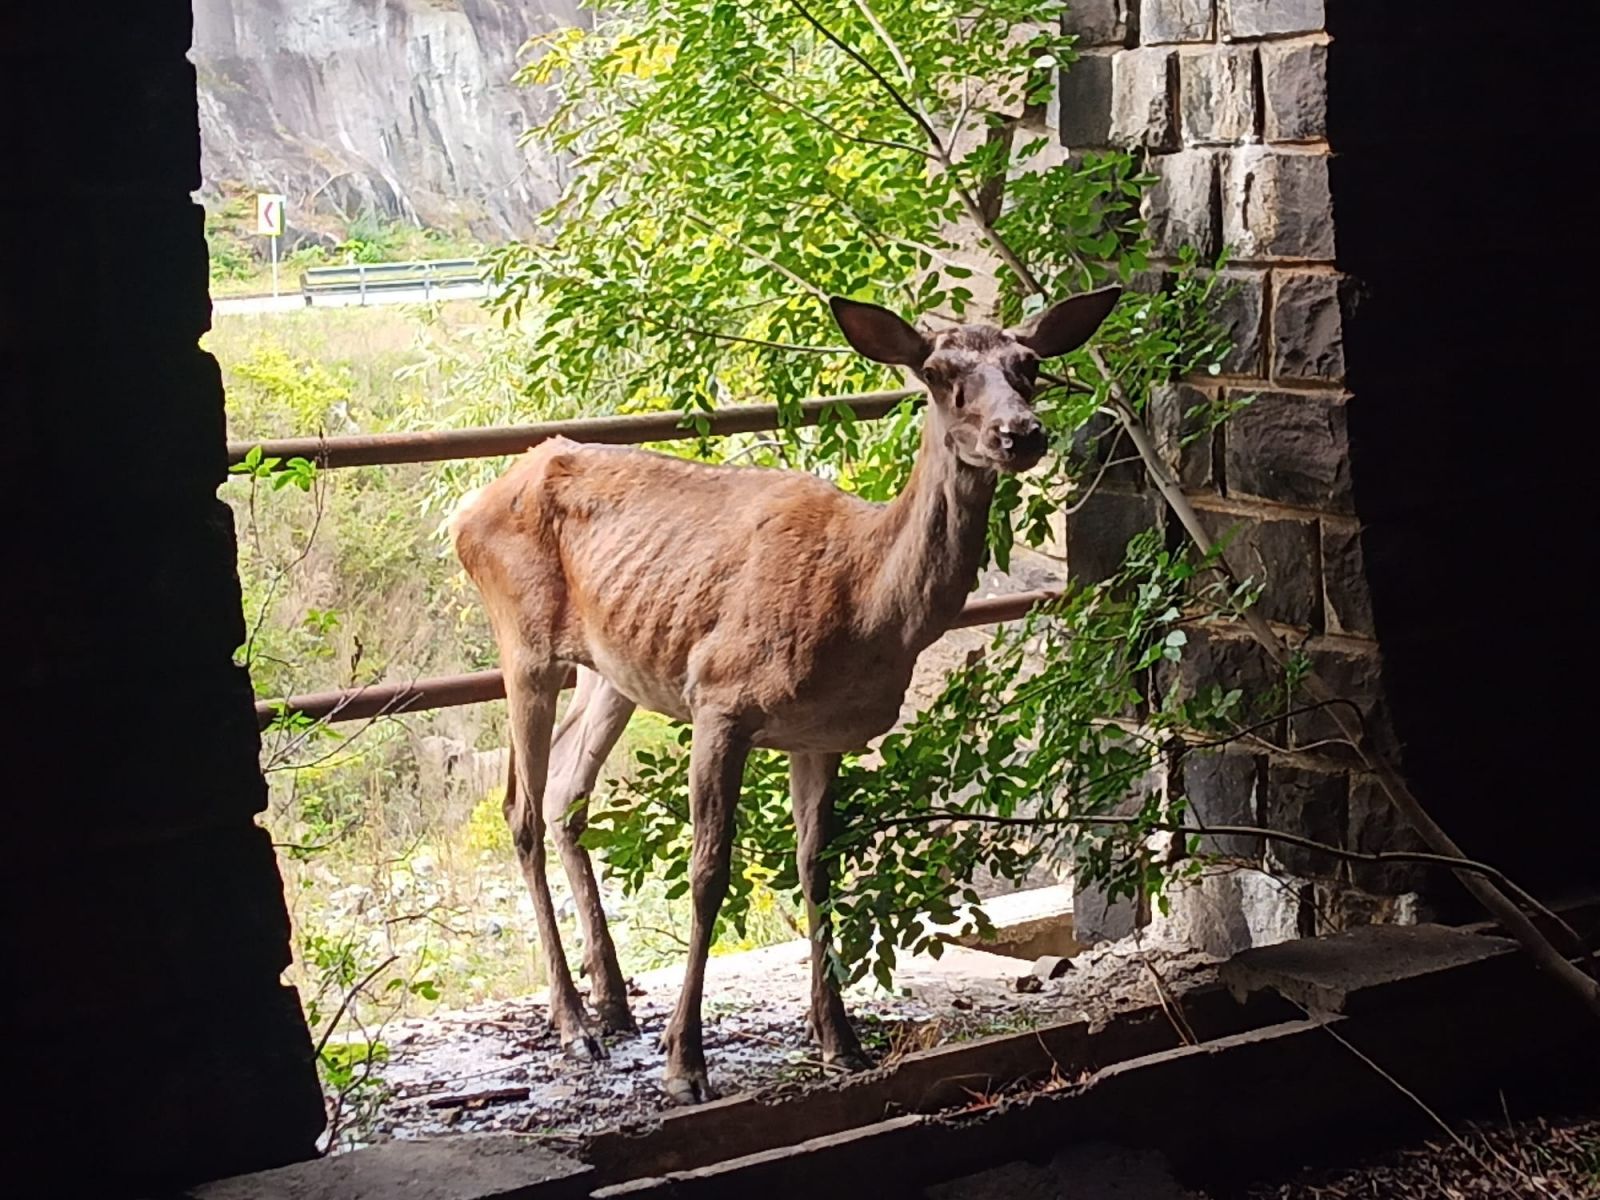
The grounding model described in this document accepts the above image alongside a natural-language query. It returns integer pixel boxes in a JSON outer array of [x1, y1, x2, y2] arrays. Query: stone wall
[[1050, 1, 1422, 951], [0, 4, 325, 1190]]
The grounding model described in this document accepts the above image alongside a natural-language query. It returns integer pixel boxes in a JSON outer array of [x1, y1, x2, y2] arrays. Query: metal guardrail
[[300, 258, 485, 304]]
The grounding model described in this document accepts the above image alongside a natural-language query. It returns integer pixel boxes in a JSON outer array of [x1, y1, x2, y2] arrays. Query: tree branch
[[783, 0, 945, 156], [742, 73, 935, 161], [312, 954, 399, 1061], [861, 808, 1545, 906], [644, 316, 851, 355]]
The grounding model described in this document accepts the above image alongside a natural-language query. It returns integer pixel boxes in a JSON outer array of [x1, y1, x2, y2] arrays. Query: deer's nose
[[994, 415, 1046, 456]]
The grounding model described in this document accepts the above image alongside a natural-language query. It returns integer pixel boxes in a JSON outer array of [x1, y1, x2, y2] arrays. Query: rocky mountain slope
[[192, 0, 584, 240]]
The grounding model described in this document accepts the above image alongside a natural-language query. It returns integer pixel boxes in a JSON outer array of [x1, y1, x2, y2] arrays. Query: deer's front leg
[[790, 752, 869, 1070], [660, 713, 748, 1105]]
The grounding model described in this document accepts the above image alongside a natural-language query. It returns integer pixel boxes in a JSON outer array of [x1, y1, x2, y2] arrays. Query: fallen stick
[[425, 1085, 531, 1110]]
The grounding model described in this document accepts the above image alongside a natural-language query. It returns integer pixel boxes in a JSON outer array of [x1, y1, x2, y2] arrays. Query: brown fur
[[452, 289, 1119, 1102]]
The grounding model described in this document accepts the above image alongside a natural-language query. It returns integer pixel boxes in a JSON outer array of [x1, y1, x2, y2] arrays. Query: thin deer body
[[452, 288, 1119, 1103]]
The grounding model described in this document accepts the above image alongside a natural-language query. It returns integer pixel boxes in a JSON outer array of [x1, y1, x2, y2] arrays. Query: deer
[[449, 286, 1121, 1104]]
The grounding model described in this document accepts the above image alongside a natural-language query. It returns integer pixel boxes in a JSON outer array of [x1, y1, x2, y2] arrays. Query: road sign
[[255, 193, 286, 237]]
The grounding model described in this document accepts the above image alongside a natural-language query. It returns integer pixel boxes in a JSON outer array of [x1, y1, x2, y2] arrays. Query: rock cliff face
[[192, 0, 584, 239]]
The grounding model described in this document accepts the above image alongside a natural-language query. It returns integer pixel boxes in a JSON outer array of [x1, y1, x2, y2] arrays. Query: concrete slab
[[189, 1135, 591, 1200], [1218, 922, 1518, 1014], [925, 1142, 1200, 1199], [951, 884, 1084, 960]]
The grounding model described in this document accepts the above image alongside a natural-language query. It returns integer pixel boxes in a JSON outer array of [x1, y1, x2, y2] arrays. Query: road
[[211, 280, 492, 317]]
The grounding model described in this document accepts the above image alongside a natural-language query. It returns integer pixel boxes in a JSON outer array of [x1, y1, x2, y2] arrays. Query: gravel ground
[[351, 931, 1219, 1148]]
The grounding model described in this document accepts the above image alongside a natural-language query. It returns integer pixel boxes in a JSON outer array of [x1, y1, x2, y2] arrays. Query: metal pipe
[[227, 390, 919, 472], [254, 588, 1062, 730]]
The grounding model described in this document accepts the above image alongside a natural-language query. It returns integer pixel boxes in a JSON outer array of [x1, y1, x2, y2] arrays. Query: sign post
[[255, 193, 287, 297]]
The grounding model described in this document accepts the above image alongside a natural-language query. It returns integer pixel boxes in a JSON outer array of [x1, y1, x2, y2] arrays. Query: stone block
[[1058, 51, 1116, 148], [1320, 519, 1375, 637], [1064, 486, 1165, 585], [1271, 269, 1346, 382], [1314, 885, 1426, 935], [1126, 266, 1170, 294], [1180, 46, 1258, 144], [1262, 761, 1346, 877], [1149, 381, 1217, 489], [1210, 268, 1266, 375], [1141, 149, 1217, 256], [1062, 0, 1132, 46], [1009, 122, 1071, 182], [1224, 389, 1353, 513], [1111, 47, 1178, 151], [1176, 748, 1262, 858], [1346, 775, 1429, 894], [1072, 876, 1147, 943], [1291, 641, 1397, 760], [1141, 0, 1214, 43], [1149, 868, 1310, 957], [1221, 0, 1325, 40], [1261, 39, 1327, 141], [1198, 509, 1322, 628], [1155, 626, 1283, 734], [1070, 408, 1147, 490], [1222, 146, 1335, 260]]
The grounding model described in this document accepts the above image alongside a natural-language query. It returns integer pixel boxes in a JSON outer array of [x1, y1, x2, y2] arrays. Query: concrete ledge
[[589, 918, 1599, 1197], [1218, 921, 1517, 1014], [188, 1135, 592, 1200], [950, 884, 1083, 960]]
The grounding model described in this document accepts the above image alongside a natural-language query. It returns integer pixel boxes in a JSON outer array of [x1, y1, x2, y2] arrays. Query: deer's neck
[[864, 418, 996, 652]]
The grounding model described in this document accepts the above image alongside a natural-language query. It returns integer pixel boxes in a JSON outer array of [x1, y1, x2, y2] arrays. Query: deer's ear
[[829, 297, 929, 367], [1012, 287, 1122, 359]]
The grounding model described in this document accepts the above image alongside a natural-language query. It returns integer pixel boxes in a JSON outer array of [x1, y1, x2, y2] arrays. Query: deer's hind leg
[[790, 752, 868, 1070], [545, 667, 638, 1034], [503, 661, 602, 1061], [660, 712, 749, 1104]]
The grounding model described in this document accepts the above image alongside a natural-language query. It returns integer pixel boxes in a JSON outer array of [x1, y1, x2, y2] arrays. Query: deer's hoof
[[563, 1032, 606, 1063], [823, 1048, 873, 1073], [663, 1069, 716, 1105], [594, 999, 638, 1037]]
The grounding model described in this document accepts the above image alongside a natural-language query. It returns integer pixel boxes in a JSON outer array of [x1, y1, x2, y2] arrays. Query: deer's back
[[454, 439, 908, 741]]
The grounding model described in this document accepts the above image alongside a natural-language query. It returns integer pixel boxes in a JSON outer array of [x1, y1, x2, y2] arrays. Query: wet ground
[[354, 928, 1219, 1148]]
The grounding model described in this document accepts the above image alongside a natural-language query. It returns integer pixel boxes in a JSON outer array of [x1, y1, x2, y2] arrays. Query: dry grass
[[1246, 1111, 1600, 1200]]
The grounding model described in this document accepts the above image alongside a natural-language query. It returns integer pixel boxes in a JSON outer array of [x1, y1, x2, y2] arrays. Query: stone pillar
[[0, 4, 325, 1189], [1056, 0, 1424, 951]]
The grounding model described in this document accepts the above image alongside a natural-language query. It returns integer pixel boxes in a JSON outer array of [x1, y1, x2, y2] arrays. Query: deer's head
[[830, 287, 1121, 474]]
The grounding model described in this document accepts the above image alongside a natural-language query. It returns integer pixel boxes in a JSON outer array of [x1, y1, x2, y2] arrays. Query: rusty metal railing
[[227, 389, 919, 472], [238, 386, 1064, 733], [252, 589, 1061, 731]]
